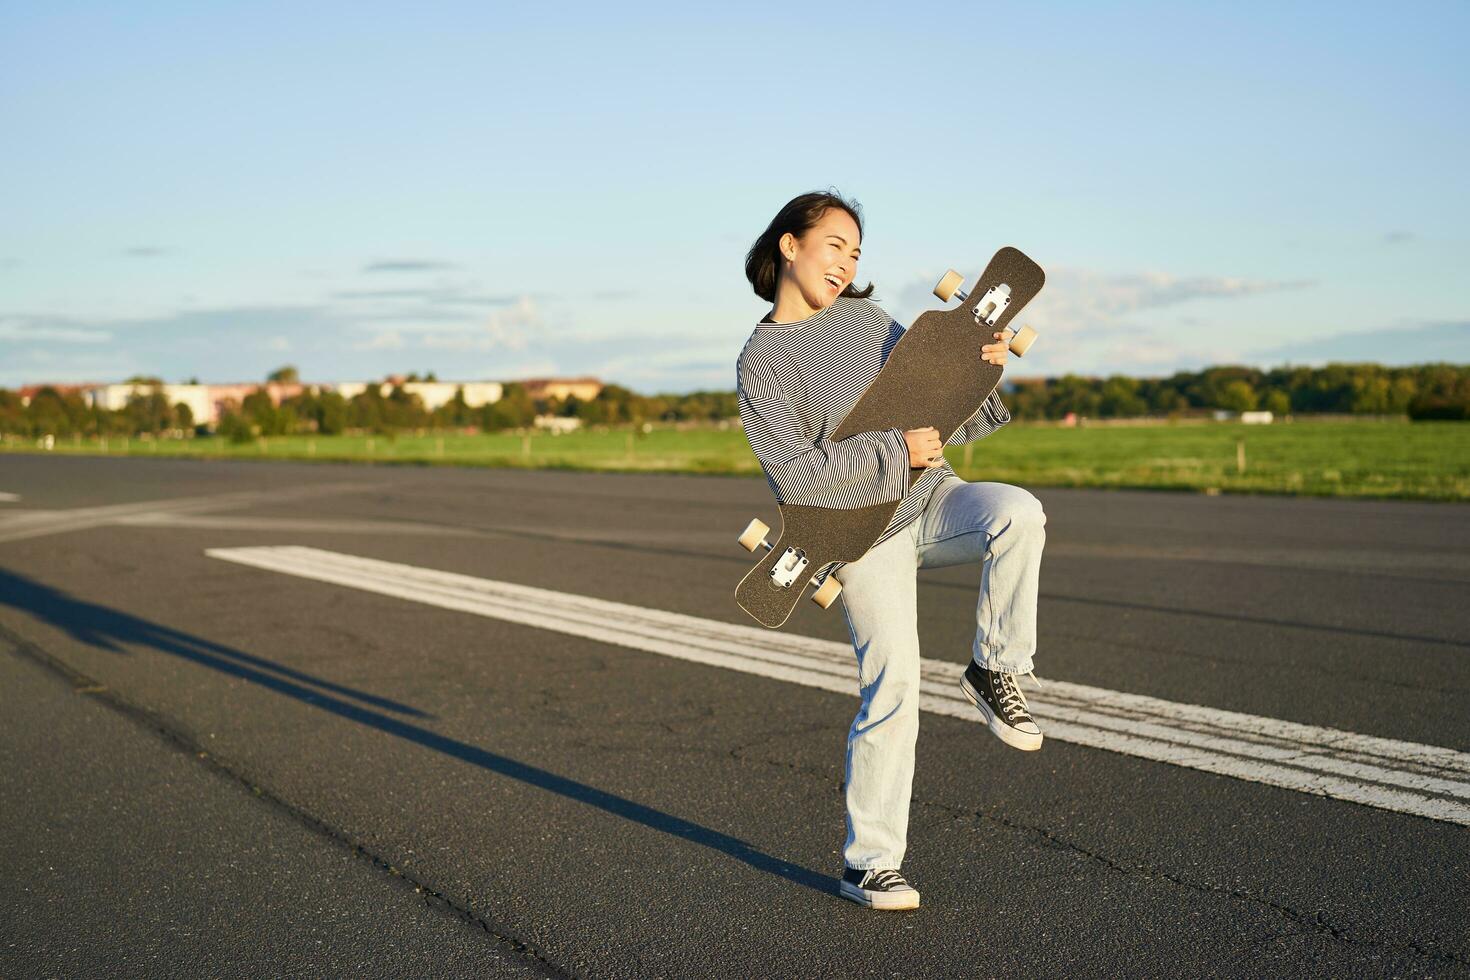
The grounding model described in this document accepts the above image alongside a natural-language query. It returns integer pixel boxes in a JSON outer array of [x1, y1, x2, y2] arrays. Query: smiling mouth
[[823, 274, 842, 290]]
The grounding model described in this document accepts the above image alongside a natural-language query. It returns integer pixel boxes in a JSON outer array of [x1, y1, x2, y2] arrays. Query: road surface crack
[[1, 622, 575, 980], [917, 796, 1468, 967]]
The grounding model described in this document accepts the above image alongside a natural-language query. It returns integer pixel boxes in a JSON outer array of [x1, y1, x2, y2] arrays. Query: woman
[[736, 190, 1047, 911]]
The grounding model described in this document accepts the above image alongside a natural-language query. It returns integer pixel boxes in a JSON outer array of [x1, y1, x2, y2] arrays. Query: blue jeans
[[833, 476, 1046, 870]]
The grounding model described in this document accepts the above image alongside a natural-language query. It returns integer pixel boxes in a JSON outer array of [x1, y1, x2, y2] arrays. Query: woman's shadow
[[0, 567, 833, 895]]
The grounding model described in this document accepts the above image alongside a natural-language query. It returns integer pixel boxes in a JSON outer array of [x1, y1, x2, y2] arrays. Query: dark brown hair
[[744, 190, 876, 303]]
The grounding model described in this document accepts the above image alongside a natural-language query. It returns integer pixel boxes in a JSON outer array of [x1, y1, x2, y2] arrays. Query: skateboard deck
[[735, 246, 1045, 628]]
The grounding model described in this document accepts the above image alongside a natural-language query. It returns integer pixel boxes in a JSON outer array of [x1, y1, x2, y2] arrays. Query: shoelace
[[996, 670, 1043, 720], [866, 869, 909, 891]]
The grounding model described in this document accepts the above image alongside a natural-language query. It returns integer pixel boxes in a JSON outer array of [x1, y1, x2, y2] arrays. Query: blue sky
[[2, 1, 1466, 391]]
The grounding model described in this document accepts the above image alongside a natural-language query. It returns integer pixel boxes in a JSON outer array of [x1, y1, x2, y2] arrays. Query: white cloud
[[882, 266, 1313, 377], [333, 286, 519, 307], [1249, 320, 1469, 366], [355, 329, 407, 351], [484, 357, 561, 379], [361, 259, 456, 273], [0, 347, 142, 386], [0, 317, 113, 343], [893, 267, 1309, 326], [349, 295, 537, 352], [1045, 269, 1308, 318]]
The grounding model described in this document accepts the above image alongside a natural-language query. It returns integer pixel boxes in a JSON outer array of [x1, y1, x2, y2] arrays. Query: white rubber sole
[[960, 674, 1044, 751], [839, 880, 921, 911]]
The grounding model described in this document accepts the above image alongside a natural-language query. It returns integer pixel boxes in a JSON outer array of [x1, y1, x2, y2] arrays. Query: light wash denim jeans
[[833, 475, 1046, 870]]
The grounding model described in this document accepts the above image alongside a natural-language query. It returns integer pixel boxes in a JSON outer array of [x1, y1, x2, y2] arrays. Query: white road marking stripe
[[206, 545, 1470, 827], [0, 484, 367, 544], [1049, 541, 1470, 579], [114, 513, 468, 536], [0, 492, 19, 502]]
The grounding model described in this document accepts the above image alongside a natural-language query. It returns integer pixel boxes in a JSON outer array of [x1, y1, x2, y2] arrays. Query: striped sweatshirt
[[736, 294, 1011, 556]]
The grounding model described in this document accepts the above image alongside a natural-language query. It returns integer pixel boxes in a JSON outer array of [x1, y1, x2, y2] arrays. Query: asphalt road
[[1, 453, 1466, 978]]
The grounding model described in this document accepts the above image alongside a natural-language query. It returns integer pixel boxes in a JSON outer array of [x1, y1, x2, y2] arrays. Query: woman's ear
[[778, 232, 796, 263]]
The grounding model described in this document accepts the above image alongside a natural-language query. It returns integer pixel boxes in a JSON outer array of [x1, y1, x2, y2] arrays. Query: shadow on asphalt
[[0, 569, 837, 897], [0, 569, 430, 718]]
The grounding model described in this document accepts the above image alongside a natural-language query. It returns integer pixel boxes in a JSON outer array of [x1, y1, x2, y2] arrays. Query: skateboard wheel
[[811, 575, 842, 609], [737, 518, 770, 552], [1008, 324, 1038, 357], [933, 269, 964, 302]]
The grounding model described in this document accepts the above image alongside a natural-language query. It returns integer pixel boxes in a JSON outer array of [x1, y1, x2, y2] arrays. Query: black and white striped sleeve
[[945, 389, 1011, 446], [738, 350, 912, 508]]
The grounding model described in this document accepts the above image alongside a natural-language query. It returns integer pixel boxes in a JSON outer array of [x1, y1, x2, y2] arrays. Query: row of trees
[[0, 385, 197, 438], [1002, 364, 1470, 420], [0, 379, 742, 440], [2, 363, 1466, 439], [219, 382, 739, 440]]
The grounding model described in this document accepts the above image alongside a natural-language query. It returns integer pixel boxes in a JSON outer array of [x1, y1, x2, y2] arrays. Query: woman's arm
[[738, 351, 911, 508], [945, 389, 1011, 446]]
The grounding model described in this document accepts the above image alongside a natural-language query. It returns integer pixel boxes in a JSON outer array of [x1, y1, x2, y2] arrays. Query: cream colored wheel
[[1007, 324, 1038, 357], [811, 575, 843, 609], [933, 269, 964, 302], [737, 518, 770, 553]]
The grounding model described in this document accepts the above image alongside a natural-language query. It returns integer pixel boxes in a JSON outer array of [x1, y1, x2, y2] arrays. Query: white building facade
[[84, 380, 504, 425], [86, 383, 215, 424], [329, 381, 503, 411]]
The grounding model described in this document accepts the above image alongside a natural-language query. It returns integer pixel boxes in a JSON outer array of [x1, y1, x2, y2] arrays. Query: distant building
[[198, 382, 306, 421], [20, 375, 526, 427], [76, 379, 506, 425], [519, 377, 603, 402], [83, 382, 295, 426], [16, 383, 101, 407], [1240, 411, 1275, 424], [534, 415, 583, 433], [331, 379, 503, 412]]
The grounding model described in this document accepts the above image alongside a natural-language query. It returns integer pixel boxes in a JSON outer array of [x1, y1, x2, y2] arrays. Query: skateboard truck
[[934, 270, 1038, 357], [974, 284, 1010, 325], [771, 547, 808, 587], [737, 518, 843, 608]]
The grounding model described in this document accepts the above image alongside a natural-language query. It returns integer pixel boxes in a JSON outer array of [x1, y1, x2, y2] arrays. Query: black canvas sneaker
[[960, 660, 1044, 751], [839, 867, 920, 910]]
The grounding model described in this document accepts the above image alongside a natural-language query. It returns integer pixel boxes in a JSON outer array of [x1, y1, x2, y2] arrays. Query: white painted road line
[[1049, 541, 1470, 579], [0, 492, 19, 502], [0, 483, 368, 544], [206, 545, 1470, 828], [114, 513, 469, 536]]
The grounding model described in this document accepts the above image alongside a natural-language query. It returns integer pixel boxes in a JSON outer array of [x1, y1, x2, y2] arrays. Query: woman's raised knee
[[996, 486, 1046, 530]]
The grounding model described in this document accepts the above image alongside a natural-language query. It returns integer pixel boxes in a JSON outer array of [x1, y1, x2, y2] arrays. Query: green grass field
[[4, 418, 1468, 502]]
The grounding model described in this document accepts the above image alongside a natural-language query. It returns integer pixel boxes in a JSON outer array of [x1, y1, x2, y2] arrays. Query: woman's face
[[779, 208, 862, 312]]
